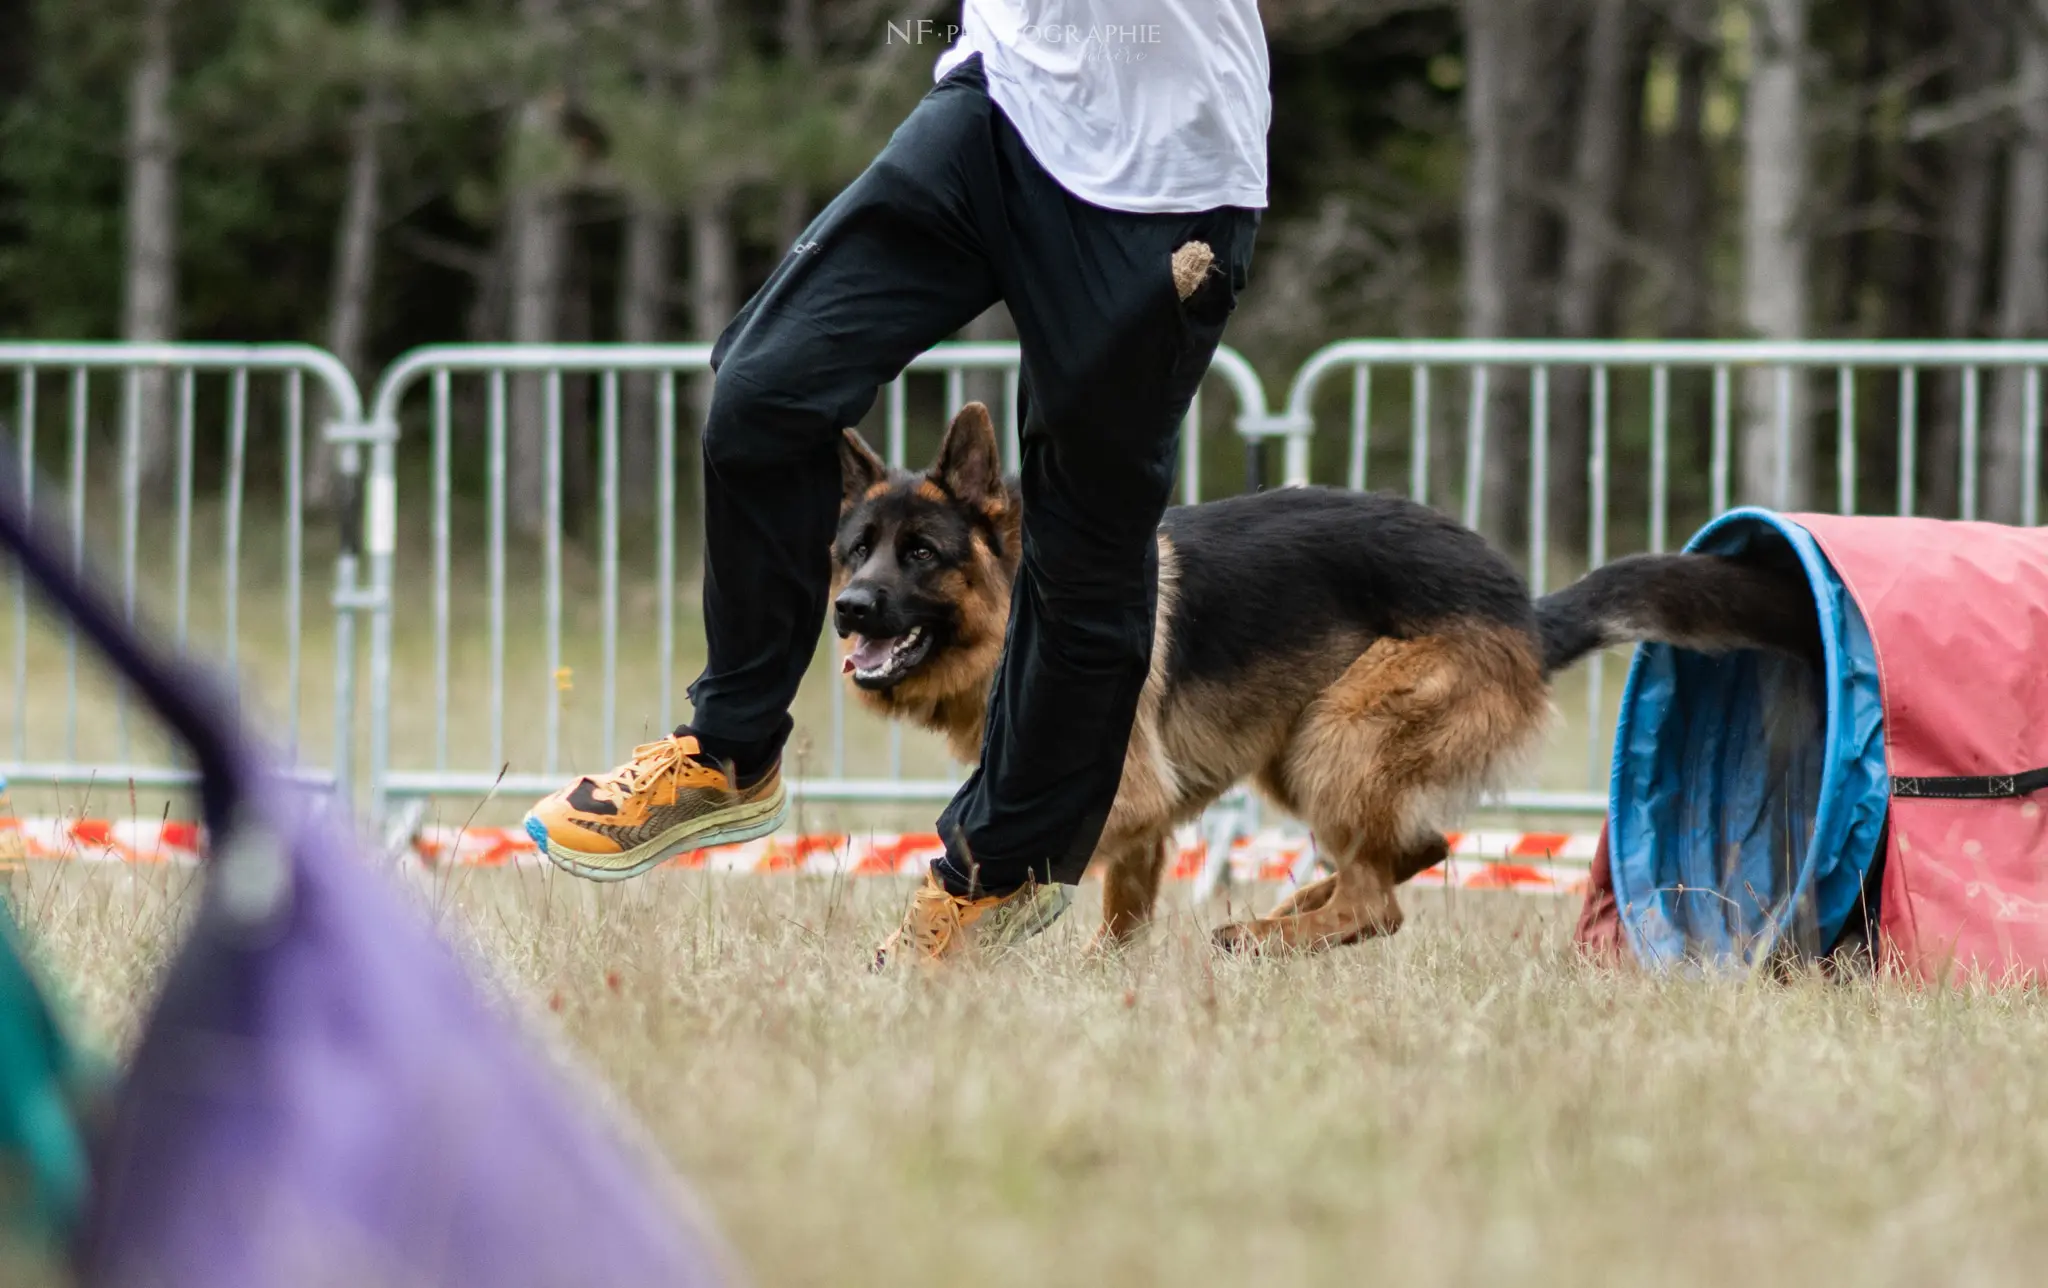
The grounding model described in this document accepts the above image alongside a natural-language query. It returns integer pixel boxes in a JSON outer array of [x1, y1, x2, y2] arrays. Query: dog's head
[[832, 403, 1020, 732]]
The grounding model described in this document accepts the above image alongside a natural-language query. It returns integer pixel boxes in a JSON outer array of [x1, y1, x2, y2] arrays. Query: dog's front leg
[[1092, 831, 1172, 949]]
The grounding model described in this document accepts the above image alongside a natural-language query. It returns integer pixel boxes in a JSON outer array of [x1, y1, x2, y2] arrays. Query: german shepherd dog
[[832, 403, 1818, 953]]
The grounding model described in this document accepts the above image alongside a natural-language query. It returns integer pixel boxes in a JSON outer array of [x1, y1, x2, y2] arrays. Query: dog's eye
[[906, 542, 936, 562], [847, 542, 869, 563]]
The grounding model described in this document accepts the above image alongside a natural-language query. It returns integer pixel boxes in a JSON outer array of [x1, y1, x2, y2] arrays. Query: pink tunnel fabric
[[1786, 516, 2048, 983]]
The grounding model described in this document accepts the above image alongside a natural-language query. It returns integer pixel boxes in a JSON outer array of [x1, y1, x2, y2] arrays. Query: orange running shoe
[[872, 871, 1072, 969], [523, 734, 787, 881]]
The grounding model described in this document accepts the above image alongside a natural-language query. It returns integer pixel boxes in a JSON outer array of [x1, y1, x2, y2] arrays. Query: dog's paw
[[1211, 920, 1269, 955]]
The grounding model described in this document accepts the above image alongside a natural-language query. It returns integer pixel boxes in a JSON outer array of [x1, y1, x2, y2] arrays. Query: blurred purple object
[[0, 458, 731, 1287], [78, 791, 732, 1288]]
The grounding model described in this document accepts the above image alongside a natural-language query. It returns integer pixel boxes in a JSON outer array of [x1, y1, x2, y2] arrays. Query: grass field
[[18, 496, 2048, 1286], [11, 864, 2048, 1287]]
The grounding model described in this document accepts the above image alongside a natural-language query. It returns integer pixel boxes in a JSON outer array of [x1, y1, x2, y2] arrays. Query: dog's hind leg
[[1394, 833, 1451, 883], [1213, 629, 1546, 955], [1257, 830, 1447, 925], [1261, 872, 1338, 921], [1214, 836, 1405, 953]]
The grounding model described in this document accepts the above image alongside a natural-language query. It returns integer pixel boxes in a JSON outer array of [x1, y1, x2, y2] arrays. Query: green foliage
[[0, 0, 132, 338], [0, 0, 957, 348], [0, 0, 2022, 525]]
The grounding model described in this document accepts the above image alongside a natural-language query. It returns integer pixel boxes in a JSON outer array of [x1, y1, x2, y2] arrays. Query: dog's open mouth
[[842, 627, 933, 689]]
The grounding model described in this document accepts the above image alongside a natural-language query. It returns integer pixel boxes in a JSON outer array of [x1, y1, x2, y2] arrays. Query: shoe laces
[[591, 734, 724, 806], [875, 877, 969, 968]]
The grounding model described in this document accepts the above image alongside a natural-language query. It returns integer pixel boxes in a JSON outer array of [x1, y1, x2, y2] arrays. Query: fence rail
[[1284, 338, 2048, 806], [359, 342, 1270, 833], [2, 343, 366, 802], [4, 338, 2045, 853]]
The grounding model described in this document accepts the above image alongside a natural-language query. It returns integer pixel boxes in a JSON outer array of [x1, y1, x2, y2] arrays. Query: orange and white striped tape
[[0, 816, 206, 865], [2, 815, 1596, 895]]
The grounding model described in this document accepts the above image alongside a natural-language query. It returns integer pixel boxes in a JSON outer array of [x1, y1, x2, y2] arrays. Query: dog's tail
[[1535, 553, 1821, 676]]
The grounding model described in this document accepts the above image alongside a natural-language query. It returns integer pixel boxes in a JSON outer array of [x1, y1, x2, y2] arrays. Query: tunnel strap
[[1891, 767, 2048, 800]]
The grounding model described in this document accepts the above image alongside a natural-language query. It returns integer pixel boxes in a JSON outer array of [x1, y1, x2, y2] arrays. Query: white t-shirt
[[935, 1, 1270, 214]]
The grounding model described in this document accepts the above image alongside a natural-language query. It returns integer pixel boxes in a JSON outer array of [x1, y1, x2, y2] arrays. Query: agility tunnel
[[1578, 508, 2048, 983], [0, 465, 730, 1281]]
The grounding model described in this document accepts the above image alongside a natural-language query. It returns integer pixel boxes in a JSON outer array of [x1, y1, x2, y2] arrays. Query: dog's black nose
[[834, 584, 885, 635]]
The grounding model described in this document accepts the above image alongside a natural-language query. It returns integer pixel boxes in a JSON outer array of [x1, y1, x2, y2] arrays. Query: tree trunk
[[123, 0, 177, 483], [618, 197, 673, 517], [688, 197, 737, 361], [1990, 1, 2048, 524], [1663, 0, 1714, 340], [468, 216, 512, 343], [318, 0, 400, 509], [1740, 0, 1811, 509], [1459, 0, 1540, 539], [1459, 0, 1506, 525], [506, 90, 568, 535], [1930, 0, 2003, 516], [1550, 0, 1636, 551], [680, 197, 733, 558], [1881, 0, 1945, 343], [1663, 0, 1717, 516], [1557, 0, 1633, 344], [561, 211, 593, 532], [681, 0, 732, 556], [1461, 0, 1519, 343], [687, 0, 734, 355], [775, 0, 817, 252], [1832, 0, 1889, 337]]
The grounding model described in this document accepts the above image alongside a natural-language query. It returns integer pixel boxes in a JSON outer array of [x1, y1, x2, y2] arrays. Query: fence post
[[322, 401, 393, 817], [0, 343, 365, 806], [353, 342, 1276, 837], [329, 440, 361, 808]]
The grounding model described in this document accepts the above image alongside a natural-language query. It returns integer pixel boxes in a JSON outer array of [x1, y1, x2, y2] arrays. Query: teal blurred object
[[0, 783, 92, 1244]]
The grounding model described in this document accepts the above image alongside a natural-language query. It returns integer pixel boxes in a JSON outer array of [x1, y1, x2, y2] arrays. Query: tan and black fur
[[832, 403, 1819, 953]]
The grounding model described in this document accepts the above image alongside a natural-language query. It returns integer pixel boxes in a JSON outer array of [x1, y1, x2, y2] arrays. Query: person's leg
[[526, 63, 1003, 881], [685, 68, 1006, 773], [931, 119, 1262, 898]]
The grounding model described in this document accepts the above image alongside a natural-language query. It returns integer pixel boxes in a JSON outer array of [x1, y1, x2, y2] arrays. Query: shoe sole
[[525, 787, 789, 883], [874, 883, 1076, 971], [982, 884, 1074, 949]]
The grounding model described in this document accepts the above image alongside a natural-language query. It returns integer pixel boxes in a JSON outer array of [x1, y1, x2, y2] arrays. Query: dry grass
[[11, 498, 2045, 1284], [11, 863, 2048, 1287]]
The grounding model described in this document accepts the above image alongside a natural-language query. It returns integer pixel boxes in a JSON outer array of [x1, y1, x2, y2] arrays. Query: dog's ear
[[930, 402, 1003, 508], [840, 428, 887, 508]]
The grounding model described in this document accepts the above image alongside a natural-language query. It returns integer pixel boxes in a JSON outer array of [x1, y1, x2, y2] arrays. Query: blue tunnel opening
[[1607, 509, 1891, 968]]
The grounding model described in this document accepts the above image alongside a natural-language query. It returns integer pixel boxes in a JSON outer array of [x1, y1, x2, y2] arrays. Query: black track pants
[[687, 56, 1258, 895]]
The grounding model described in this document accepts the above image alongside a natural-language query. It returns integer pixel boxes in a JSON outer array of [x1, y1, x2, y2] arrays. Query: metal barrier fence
[[6, 338, 2046, 848], [1, 343, 367, 802], [359, 342, 1272, 839], [1282, 339, 2048, 814]]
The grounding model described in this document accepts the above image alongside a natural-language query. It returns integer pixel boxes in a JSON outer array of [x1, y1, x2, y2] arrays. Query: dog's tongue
[[845, 635, 899, 674]]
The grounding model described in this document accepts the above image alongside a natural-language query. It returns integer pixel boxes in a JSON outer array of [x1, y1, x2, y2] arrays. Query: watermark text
[[887, 19, 1163, 61]]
